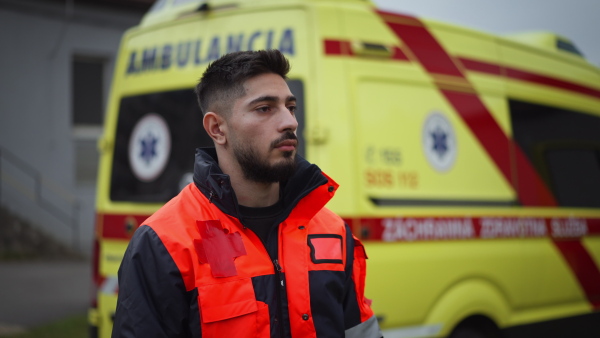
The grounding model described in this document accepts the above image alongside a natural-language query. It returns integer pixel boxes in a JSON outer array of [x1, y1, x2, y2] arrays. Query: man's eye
[[256, 106, 271, 113], [288, 106, 297, 113]]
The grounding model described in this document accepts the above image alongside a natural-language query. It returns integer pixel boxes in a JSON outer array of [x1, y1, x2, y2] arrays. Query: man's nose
[[279, 106, 298, 132]]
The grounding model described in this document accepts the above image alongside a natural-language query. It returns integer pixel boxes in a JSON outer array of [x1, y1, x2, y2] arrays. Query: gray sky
[[373, 0, 600, 68]]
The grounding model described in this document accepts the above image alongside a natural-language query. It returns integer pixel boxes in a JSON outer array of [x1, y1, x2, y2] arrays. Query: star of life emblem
[[128, 113, 171, 182], [422, 112, 457, 172]]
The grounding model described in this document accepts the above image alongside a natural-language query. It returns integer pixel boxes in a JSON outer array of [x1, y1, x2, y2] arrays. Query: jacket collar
[[192, 148, 330, 222]]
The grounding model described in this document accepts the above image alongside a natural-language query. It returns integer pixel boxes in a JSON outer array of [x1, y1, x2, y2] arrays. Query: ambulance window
[[287, 79, 305, 158], [109, 81, 305, 202], [510, 100, 600, 207], [546, 149, 600, 207], [110, 89, 210, 202], [556, 39, 583, 57]]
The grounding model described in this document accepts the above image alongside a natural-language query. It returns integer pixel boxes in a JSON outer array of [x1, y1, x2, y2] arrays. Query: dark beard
[[233, 133, 297, 183]]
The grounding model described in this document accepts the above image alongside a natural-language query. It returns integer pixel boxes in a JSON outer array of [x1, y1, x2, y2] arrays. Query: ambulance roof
[[139, 0, 373, 28]]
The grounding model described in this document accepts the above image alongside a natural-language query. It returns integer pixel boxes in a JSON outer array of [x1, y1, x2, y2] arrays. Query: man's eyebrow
[[248, 95, 297, 106]]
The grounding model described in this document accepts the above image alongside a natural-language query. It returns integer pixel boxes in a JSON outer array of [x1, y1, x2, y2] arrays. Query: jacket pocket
[[198, 278, 270, 337]]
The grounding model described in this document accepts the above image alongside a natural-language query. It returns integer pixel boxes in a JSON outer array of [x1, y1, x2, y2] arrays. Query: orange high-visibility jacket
[[113, 148, 382, 337]]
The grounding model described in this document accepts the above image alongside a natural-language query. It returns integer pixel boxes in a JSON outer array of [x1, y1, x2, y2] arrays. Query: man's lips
[[275, 139, 297, 151]]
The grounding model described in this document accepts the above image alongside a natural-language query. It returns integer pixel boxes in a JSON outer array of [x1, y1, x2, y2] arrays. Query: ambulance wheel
[[448, 316, 501, 338]]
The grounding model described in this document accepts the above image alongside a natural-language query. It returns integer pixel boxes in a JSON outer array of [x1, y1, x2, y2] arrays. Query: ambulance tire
[[448, 316, 501, 338]]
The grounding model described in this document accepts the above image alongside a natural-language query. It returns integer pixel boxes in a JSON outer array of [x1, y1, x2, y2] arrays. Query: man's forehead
[[242, 73, 293, 99]]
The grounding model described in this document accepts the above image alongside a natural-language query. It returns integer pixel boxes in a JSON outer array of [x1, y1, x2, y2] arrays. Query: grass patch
[[1, 313, 88, 338]]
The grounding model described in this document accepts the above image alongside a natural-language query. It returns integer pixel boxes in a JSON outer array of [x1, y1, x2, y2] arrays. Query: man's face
[[226, 73, 298, 183]]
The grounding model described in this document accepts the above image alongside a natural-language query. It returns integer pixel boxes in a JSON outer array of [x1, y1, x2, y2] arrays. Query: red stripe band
[[459, 57, 600, 99], [322, 44, 600, 100], [348, 214, 600, 310], [458, 57, 503, 76], [323, 39, 353, 56], [98, 209, 600, 310], [345, 216, 600, 242], [100, 213, 148, 240]]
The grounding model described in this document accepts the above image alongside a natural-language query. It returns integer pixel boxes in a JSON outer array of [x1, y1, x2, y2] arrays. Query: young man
[[112, 50, 382, 338]]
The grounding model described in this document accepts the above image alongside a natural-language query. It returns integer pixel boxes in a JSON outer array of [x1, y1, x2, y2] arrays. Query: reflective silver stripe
[[345, 315, 383, 338], [381, 323, 443, 338]]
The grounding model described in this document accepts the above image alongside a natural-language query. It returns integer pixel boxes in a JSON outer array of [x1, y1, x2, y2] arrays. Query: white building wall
[[0, 0, 144, 257]]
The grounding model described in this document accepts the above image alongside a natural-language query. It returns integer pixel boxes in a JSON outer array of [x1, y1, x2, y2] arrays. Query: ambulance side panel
[[333, 9, 519, 335], [321, 5, 600, 337]]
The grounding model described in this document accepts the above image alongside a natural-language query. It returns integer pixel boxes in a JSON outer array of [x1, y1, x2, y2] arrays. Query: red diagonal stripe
[[513, 144, 558, 206], [391, 46, 409, 61], [553, 240, 600, 309], [441, 90, 557, 206], [376, 9, 556, 207], [378, 11, 463, 77], [439, 90, 513, 180]]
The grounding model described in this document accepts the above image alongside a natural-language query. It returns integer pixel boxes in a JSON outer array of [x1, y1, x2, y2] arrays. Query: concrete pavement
[[0, 260, 91, 335]]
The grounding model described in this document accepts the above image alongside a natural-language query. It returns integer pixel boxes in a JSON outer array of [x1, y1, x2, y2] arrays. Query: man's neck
[[232, 176, 280, 208], [216, 149, 280, 207]]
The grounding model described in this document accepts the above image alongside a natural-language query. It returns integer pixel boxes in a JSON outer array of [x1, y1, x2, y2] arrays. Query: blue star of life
[[140, 132, 158, 165], [431, 127, 448, 159]]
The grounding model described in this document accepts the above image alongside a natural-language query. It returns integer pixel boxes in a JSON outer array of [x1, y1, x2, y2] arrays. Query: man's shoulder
[[316, 206, 343, 221], [142, 183, 212, 237], [311, 206, 347, 231]]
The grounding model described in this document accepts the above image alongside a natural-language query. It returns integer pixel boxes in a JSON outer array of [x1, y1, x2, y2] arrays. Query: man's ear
[[203, 112, 227, 145]]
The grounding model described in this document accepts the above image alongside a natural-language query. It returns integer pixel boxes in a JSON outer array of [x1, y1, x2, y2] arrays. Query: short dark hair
[[195, 50, 290, 116]]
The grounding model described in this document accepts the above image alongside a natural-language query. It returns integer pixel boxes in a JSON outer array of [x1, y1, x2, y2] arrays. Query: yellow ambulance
[[90, 0, 600, 337]]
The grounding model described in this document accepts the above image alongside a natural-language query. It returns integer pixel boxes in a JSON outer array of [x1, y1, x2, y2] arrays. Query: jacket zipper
[[243, 221, 287, 338], [273, 258, 286, 338]]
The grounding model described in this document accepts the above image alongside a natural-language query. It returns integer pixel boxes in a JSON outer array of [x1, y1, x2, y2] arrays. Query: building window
[[72, 56, 105, 125], [72, 55, 106, 185]]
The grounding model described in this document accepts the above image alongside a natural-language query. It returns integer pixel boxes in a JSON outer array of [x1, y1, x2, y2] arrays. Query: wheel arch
[[424, 277, 511, 337]]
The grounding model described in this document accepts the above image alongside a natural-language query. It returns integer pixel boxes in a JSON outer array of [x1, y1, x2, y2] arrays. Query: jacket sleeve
[[343, 224, 384, 338], [112, 225, 199, 338]]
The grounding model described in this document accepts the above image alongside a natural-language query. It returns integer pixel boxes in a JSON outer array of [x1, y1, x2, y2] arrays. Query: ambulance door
[[350, 75, 530, 327], [510, 99, 600, 311], [340, 7, 531, 331]]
